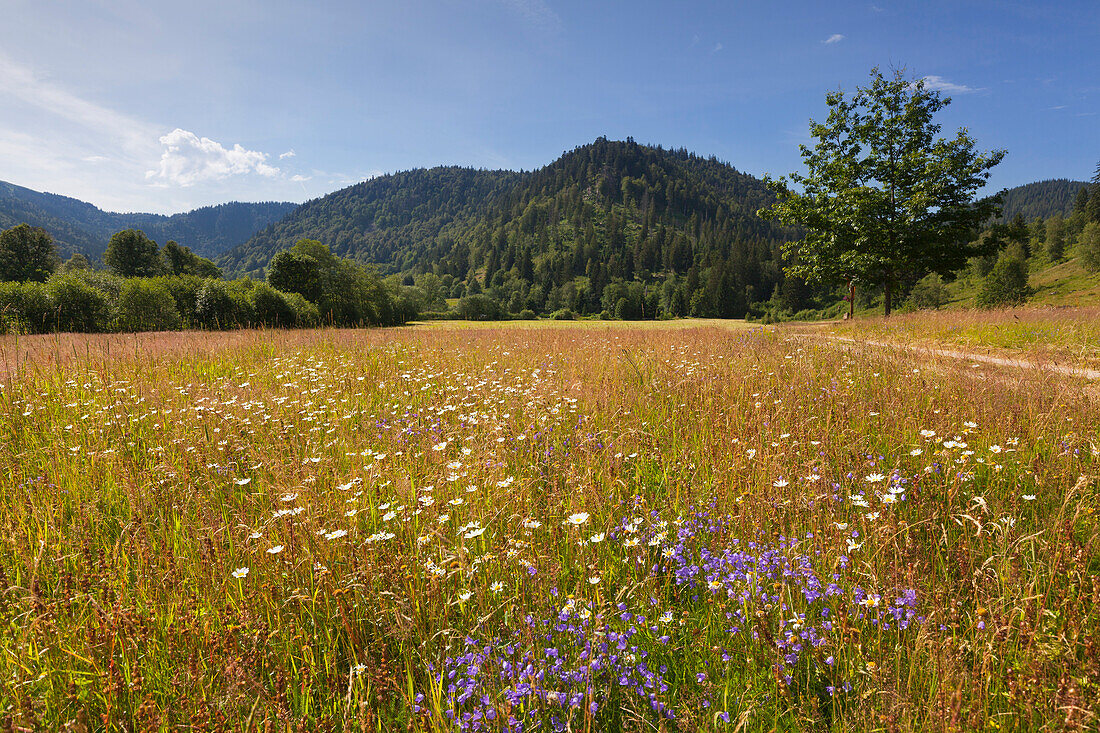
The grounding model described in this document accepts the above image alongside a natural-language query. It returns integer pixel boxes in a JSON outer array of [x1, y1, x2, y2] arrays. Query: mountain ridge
[[0, 180, 296, 261]]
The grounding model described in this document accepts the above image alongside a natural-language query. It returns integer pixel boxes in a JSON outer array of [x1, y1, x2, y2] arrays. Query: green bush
[[517, 309, 537, 320], [976, 244, 1032, 308], [0, 282, 52, 333], [457, 294, 503, 321], [249, 282, 296, 327], [115, 279, 182, 332], [156, 276, 206, 327], [282, 292, 320, 327], [47, 274, 110, 332], [906, 273, 949, 310], [195, 280, 254, 329], [550, 308, 575, 321], [70, 270, 124, 302]]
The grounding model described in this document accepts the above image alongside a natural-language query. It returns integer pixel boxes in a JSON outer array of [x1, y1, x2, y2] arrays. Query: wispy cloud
[[920, 75, 981, 94], [712, 42, 723, 53], [279, 149, 296, 159], [0, 52, 310, 212], [0, 51, 156, 158], [146, 129, 281, 187], [823, 34, 845, 45]]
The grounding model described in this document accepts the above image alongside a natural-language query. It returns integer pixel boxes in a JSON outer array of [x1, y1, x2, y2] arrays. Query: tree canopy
[[266, 239, 401, 326], [105, 229, 164, 278], [760, 67, 1006, 315], [163, 240, 221, 278], [0, 223, 58, 282]]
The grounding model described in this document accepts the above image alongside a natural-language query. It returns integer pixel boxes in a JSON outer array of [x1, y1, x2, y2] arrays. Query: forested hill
[[221, 167, 525, 275], [221, 138, 801, 318], [996, 179, 1089, 222], [0, 180, 295, 260]]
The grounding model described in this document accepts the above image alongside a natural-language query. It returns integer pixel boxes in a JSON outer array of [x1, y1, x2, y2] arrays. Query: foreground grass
[[1, 324, 1097, 731], [828, 306, 1100, 370]]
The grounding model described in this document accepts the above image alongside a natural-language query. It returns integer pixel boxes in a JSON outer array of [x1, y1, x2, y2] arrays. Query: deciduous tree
[[760, 67, 1006, 316], [105, 229, 164, 278], [0, 224, 58, 282]]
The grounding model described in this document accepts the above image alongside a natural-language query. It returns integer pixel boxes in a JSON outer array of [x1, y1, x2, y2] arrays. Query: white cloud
[[279, 149, 296, 159], [920, 75, 979, 94], [712, 42, 723, 53], [290, 174, 311, 182], [823, 34, 845, 44], [0, 52, 318, 213], [146, 129, 280, 187]]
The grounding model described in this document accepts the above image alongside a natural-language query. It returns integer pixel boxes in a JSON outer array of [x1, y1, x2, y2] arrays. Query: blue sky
[[1, 0, 1096, 214]]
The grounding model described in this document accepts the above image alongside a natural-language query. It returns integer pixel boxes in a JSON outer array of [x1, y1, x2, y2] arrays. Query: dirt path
[[818, 335, 1100, 381]]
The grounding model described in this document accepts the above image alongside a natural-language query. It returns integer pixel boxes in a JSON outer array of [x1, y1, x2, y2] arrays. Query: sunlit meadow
[[1, 323, 1097, 731]]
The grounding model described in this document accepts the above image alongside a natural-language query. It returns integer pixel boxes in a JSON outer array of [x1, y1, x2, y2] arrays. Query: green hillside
[[0, 180, 296, 260], [221, 138, 801, 319], [222, 166, 525, 274], [994, 178, 1089, 222]]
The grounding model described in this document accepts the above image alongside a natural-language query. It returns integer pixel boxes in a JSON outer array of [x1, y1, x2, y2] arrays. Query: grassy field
[[827, 306, 1100, 369], [1, 322, 1098, 731]]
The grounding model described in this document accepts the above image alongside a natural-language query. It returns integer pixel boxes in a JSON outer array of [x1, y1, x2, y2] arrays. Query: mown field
[[1, 320, 1098, 731]]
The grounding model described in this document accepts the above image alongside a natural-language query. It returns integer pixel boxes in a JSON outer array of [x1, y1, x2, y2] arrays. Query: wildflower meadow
[[1, 322, 1097, 731]]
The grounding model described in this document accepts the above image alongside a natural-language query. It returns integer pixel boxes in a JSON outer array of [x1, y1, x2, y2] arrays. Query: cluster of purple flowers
[[426, 505, 921, 730], [431, 600, 676, 731]]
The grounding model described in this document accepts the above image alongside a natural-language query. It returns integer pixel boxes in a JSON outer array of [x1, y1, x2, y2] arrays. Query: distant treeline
[[0, 224, 417, 334]]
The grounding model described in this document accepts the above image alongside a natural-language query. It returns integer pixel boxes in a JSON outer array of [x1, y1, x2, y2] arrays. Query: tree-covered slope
[[221, 138, 802, 318], [0, 180, 295, 260], [996, 179, 1089, 222], [221, 166, 524, 275]]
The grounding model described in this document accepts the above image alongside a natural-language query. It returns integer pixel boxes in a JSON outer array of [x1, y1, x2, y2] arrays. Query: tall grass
[[829, 306, 1100, 368], [1, 323, 1097, 730]]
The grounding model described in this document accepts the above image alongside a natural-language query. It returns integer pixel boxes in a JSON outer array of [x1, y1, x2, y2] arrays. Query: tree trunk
[[848, 281, 855, 320], [884, 280, 893, 317]]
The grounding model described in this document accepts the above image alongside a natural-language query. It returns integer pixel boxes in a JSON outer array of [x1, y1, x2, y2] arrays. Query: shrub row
[[0, 273, 320, 334]]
